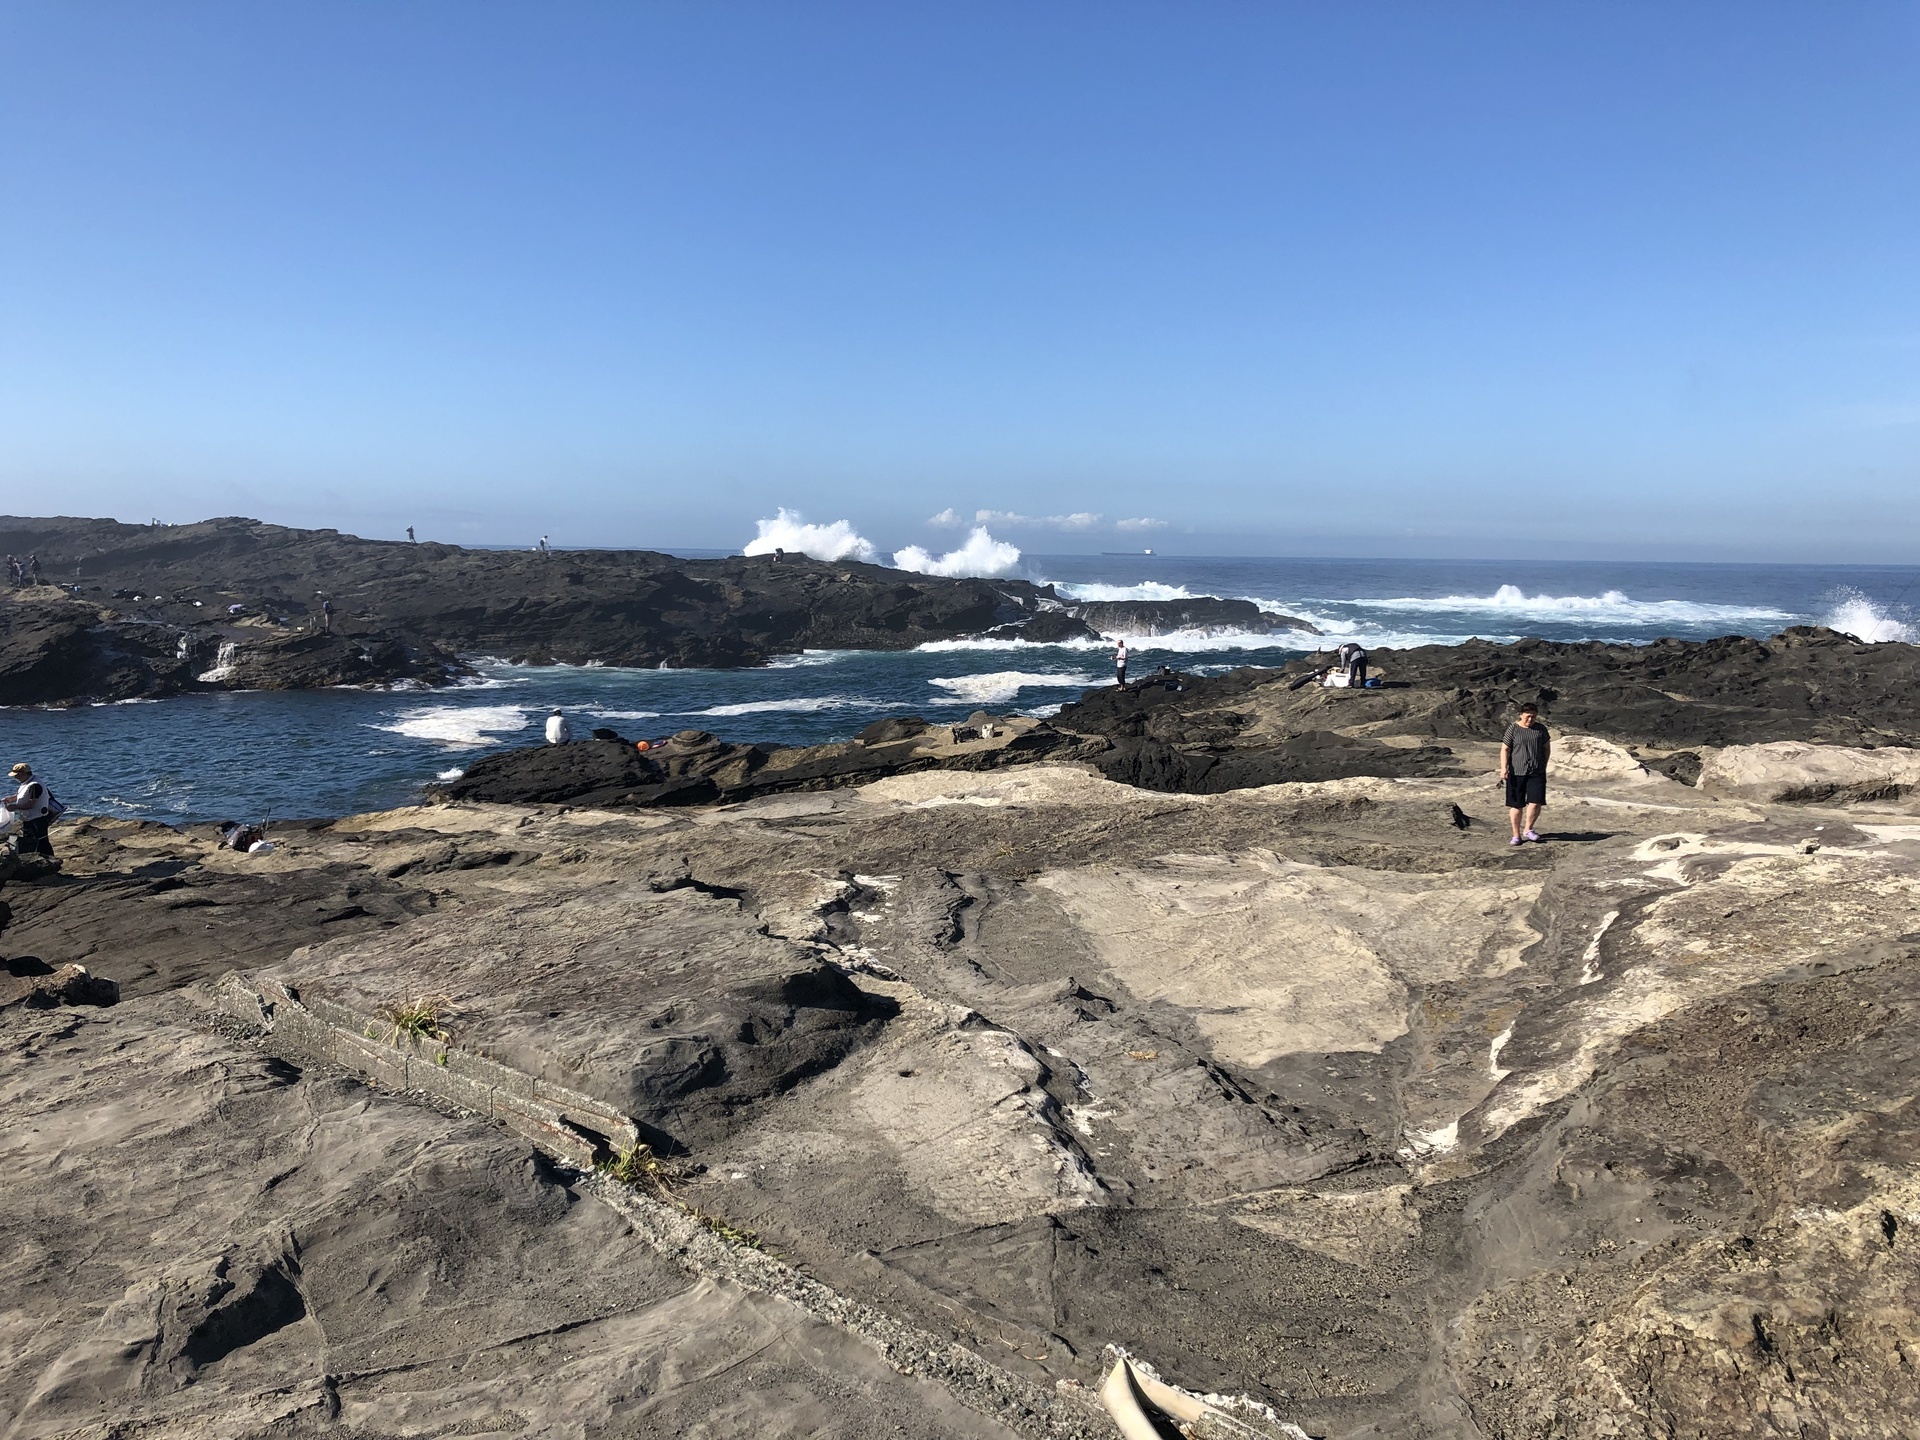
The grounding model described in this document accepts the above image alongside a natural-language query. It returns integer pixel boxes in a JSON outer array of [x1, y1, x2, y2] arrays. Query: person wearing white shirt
[[4, 763, 56, 858]]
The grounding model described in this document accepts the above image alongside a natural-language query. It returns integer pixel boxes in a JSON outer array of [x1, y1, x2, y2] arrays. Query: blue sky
[[2, 3, 1916, 560]]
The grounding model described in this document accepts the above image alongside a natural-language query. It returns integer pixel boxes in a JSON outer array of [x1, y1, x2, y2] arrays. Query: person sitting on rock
[[218, 820, 268, 852], [4, 764, 61, 860], [1499, 701, 1550, 846], [545, 708, 573, 745]]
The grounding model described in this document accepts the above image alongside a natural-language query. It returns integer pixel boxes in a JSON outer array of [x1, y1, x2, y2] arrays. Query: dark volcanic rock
[[0, 596, 464, 704], [982, 609, 1102, 643], [1095, 732, 1464, 792], [1356, 627, 1920, 749], [1054, 629, 1920, 767], [0, 514, 1084, 702], [440, 719, 1099, 810], [443, 738, 722, 809], [0, 600, 198, 704]]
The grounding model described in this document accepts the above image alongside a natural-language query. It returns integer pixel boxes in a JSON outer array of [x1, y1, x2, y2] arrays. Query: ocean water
[[4, 556, 1915, 825]]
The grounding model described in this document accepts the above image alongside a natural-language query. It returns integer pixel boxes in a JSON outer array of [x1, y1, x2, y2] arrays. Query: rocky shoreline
[[6, 626, 1920, 1436], [438, 624, 1920, 810], [0, 514, 1319, 705]]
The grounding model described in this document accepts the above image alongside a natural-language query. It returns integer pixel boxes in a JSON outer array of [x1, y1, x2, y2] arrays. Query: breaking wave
[[929, 671, 1098, 705], [374, 704, 532, 747], [743, 508, 878, 563], [1823, 589, 1915, 644], [1330, 585, 1793, 627], [1052, 580, 1197, 603], [893, 527, 1022, 578]]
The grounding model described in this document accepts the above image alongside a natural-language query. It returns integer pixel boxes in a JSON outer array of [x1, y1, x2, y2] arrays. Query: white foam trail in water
[[689, 696, 883, 716], [743, 508, 877, 563], [586, 709, 661, 720], [1823, 588, 1915, 643], [893, 527, 1022, 577], [929, 671, 1097, 705], [375, 704, 532, 747], [1329, 585, 1793, 626]]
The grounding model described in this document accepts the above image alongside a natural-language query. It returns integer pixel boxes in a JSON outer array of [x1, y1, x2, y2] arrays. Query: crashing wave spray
[[1823, 588, 1915, 644], [743, 509, 878, 563]]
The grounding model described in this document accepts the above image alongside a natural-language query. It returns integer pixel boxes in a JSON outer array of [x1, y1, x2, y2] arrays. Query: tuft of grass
[[601, 1142, 760, 1249], [606, 1141, 666, 1188], [382, 994, 451, 1046]]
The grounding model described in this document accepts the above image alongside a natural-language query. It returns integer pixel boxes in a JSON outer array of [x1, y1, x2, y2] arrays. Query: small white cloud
[[892, 527, 1022, 577], [1115, 517, 1169, 532], [927, 507, 963, 526], [743, 508, 877, 563], [973, 509, 1103, 531]]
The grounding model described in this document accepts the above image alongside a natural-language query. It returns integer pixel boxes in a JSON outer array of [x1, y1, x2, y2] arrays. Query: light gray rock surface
[[7, 740, 1920, 1437]]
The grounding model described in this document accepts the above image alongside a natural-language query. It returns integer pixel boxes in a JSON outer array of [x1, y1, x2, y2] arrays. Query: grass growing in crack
[[382, 994, 451, 1046], [607, 1141, 666, 1187], [601, 1142, 761, 1250]]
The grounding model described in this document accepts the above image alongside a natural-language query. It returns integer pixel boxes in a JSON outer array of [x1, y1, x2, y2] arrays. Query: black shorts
[[1505, 773, 1546, 809]]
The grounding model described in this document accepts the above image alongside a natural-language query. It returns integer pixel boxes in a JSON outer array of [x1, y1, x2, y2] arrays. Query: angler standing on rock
[[1499, 701, 1550, 846], [1114, 637, 1129, 688], [4, 764, 62, 860]]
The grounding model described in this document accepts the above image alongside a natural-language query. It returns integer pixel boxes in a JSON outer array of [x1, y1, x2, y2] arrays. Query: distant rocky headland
[[0, 514, 1318, 705]]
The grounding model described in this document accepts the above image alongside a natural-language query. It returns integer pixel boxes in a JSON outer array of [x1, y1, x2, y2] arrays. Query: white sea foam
[[893, 527, 1021, 578], [586, 709, 662, 720], [743, 507, 877, 563], [374, 704, 532, 747], [915, 630, 1320, 654], [765, 649, 854, 668], [929, 671, 1098, 705], [1327, 585, 1793, 627], [1823, 588, 1915, 643], [1279, 612, 1523, 649], [436, 767, 465, 781], [1052, 580, 1197, 603], [688, 696, 882, 717]]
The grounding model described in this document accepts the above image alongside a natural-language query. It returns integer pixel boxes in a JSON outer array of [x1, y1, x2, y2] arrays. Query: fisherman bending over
[[1337, 642, 1368, 688]]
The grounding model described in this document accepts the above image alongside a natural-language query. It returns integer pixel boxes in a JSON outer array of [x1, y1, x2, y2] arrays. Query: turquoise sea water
[[4, 556, 1915, 824]]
